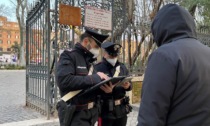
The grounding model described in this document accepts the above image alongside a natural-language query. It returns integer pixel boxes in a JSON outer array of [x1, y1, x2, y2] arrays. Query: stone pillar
[[126, 76, 144, 104]]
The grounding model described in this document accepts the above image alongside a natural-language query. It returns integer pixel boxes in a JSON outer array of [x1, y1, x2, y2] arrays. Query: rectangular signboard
[[84, 6, 112, 31], [59, 4, 81, 26]]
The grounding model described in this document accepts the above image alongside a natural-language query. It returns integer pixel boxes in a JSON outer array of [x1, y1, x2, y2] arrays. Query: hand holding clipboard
[[100, 76, 133, 92]]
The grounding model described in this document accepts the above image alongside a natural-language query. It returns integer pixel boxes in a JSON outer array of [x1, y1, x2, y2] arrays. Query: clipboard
[[115, 77, 133, 86], [78, 76, 126, 96]]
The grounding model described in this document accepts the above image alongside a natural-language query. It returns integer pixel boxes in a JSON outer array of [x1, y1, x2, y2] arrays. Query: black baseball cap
[[101, 42, 122, 57], [85, 27, 109, 47]]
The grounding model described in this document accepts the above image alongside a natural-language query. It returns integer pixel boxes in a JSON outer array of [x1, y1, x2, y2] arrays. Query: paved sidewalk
[[30, 103, 139, 126], [0, 70, 139, 126], [0, 70, 45, 125]]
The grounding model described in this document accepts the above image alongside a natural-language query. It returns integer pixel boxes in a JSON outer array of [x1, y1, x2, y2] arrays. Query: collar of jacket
[[102, 57, 120, 68], [74, 43, 96, 63]]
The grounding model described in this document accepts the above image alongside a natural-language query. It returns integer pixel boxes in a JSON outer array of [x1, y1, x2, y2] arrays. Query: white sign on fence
[[84, 6, 112, 31]]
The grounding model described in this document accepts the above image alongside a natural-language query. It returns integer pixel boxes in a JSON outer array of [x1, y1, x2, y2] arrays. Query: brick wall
[[0, 16, 20, 54]]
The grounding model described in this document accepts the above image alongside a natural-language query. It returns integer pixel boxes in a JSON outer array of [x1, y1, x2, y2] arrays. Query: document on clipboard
[[115, 76, 133, 86], [78, 76, 126, 96]]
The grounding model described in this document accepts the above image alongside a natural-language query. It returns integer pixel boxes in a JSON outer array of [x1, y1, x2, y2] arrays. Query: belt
[[75, 102, 95, 111]]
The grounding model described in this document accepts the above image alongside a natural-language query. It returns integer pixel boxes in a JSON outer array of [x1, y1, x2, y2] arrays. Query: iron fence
[[26, 0, 51, 119], [197, 26, 210, 47]]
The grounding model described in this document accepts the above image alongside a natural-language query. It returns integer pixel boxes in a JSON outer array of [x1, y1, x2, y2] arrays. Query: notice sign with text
[[84, 6, 112, 31]]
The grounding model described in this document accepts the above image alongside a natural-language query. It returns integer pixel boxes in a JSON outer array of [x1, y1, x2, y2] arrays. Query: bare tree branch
[[9, 0, 17, 6], [0, 4, 12, 16], [129, 0, 163, 68]]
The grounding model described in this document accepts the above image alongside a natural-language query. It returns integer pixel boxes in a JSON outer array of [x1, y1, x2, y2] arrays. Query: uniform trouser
[[70, 107, 99, 126], [101, 115, 127, 126]]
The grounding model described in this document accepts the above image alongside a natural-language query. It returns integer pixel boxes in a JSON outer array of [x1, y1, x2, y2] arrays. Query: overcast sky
[[0, 0, 34, 22], [0, 1, 15, 21]]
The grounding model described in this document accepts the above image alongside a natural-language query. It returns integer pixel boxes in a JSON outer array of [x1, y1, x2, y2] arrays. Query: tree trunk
[[127, 26, 132, 67], [106, 0, 134, 42], [16, 0, 26, 66], [20, 46, 25, 66], [130, 0, 163, 66], [16, 0, 21, 65], [189, 4, 197, 17]]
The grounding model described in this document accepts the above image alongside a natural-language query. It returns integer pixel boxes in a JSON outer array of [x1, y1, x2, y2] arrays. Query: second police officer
[[95, 42, 132, 126]]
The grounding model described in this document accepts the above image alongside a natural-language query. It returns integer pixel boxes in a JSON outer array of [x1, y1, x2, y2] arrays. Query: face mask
[[89, 48, 100, 58], [106, 57, 118, 66], [86, 40, 100, 58]]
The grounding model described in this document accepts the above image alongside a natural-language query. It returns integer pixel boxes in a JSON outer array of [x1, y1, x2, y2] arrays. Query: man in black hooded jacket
[[138, 4, 210, 126]]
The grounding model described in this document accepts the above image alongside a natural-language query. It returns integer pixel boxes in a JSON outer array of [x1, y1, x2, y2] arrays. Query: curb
[[0, 118, 59, 126]]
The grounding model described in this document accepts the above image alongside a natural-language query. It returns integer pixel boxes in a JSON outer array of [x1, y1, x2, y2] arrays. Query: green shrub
[[0, 64, 25, 70]]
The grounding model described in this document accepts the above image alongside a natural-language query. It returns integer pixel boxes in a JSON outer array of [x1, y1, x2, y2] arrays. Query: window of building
[[0, 21, 3, 26], [8, 35, 11, 38], [7, 40, 11, 44], [7, 48, 11, 51], [7, 31, 11, 34], [0, 40, 2, 44], [0, 47, 3, 51]]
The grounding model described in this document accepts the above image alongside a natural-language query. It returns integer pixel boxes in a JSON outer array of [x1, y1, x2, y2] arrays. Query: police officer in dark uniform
[[56, 28, 109, 126], [95, 42, 132, 126]]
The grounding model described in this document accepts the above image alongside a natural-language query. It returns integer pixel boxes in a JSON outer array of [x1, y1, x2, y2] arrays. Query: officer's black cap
[[101, 42, 122, 57], [85, 27, 109, 47]]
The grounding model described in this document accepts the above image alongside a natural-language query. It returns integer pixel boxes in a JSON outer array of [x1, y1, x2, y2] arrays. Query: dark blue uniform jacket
[[56, 43, 102, 104], [95, 58, 132, 119]]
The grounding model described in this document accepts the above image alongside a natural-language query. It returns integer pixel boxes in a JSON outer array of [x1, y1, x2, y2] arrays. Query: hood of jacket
[[151, 4, 197, 47]]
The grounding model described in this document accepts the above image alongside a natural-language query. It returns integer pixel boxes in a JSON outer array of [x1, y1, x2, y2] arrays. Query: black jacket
[[95, 58, 132, 99], [138, 4, 210, 126], [95, 58, 132, 118], [56, 43, 101, 104]]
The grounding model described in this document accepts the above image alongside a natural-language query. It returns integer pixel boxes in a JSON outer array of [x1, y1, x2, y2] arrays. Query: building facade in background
[[0, 16, 20, 55]]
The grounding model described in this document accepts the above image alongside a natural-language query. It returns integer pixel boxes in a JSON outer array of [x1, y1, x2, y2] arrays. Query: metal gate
[[26, 0, 52, 118], [197, 26, 210, 47]]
